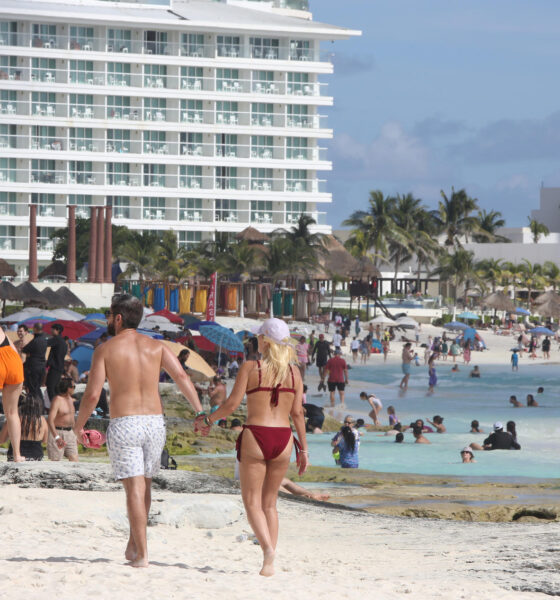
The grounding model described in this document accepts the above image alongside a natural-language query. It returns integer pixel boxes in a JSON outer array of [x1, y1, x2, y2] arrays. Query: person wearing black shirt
[[311, 334, 331, 391], [46, 323, 68, 403], [483, 422, 521, 450], [304, 403, 325, 433], [22, 323, 48, 401]]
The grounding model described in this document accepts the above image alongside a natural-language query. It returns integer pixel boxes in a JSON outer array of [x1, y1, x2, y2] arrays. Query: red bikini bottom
[[236, 425, 302, 462]]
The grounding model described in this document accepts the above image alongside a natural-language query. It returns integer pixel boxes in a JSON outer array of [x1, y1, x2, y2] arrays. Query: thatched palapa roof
[[39, 261, 67, 280], [533, 290, 560, 306], [235, 227, 270, 243], [311, 236, 381, 280], [16, 281, 51, 306], [0, 281, 21, 301], [481, 291, 516, 312], [55, 286, 86, 308], [41, 287, 63, 306], [0, 258, 17, 278]]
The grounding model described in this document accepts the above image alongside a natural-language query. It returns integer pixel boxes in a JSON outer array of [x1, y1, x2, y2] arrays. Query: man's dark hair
[[56, 378, 75, 395], [17, 324, 28, 332], [33, 323, 43, 333], [52, 323, 64, 334], [111, 294, 143, 329], [230, 418, 242, 428], [178, 349, 190, 361], [395, 432, 404, 443]]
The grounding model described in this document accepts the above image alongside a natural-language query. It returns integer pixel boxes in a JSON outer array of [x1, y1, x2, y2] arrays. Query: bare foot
[[311, 493, 330, 501], [13, 456, 26, 463], [259, 550, 275, 577], [125, 538, 137, 562], [129, 556, 148, 568]]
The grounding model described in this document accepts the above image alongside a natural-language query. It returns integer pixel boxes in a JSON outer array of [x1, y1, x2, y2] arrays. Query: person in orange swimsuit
[[0, 329, 25, 462], [201, 318, 308, 577]]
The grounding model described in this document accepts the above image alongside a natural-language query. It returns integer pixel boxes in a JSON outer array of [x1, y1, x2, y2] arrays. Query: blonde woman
[[203, 318, 308, 577]]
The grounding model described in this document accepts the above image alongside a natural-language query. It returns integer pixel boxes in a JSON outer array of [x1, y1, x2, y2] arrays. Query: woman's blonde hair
[[260, 336, 297, 387]]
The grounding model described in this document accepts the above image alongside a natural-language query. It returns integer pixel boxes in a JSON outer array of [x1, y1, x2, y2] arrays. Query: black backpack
[[160, 448, 177, 470]]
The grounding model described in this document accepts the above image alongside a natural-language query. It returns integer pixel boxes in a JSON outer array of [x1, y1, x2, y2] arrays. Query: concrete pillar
[[95, 206, 105, 284], [67, 205, 77, 283], [88, 207, 97, 283], [28, 203, 38, 282], [104, 205, 112, 283]]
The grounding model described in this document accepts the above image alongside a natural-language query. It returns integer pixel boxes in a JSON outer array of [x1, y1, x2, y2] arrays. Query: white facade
[[0, 0, 359, 278]]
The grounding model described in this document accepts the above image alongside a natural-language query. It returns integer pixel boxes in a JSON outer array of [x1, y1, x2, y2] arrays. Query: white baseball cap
[[251, 318, 293, 345], [493, 421, 503, 431]]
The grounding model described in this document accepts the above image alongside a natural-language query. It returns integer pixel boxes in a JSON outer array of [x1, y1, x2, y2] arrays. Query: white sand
[[0, 483, 555, 599]]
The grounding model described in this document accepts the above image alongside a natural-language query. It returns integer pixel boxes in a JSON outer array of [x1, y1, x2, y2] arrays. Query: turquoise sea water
[[305, 362, 560, 479]]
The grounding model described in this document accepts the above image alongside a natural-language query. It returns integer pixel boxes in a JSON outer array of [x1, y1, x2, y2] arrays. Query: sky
[[310, 0, 560, 230]]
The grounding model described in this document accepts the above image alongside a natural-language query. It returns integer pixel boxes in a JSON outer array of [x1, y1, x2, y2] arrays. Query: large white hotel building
[[0, 0, 358, 278]]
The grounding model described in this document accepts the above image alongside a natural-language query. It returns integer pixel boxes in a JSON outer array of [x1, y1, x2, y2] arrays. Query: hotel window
[[144, 130, 167, 154], [0, 192, 16, 216], [144, 97, 166, 121], [251, 103, 273, 126], [107, 129, 130, 153], [179, 165, 202, 189], [68, 160, 93, 185], [31, 159, 54, 184], [286, 137, 309, 159], [289, 40, 312, 61], [0, 157, 15, 182], [287, 104, 309, 127], [0, 124, 16, 149], [252, 70, 274, 93], [31, 193, 55, 217], [31, 125, 56, 150], [286, 169, 308, 192], [0, 225, 16, 250], [144, 31, 167, 55], [143, 164, 166, 187], [178, 231, 202, 249], [107, 162, 131, 186], [287, 72, 310, 95], [110, 196, 130, 219], [0, 22, 17, 46], [31, 91, 55, 116], [0, 56, 18, 79], [69, 60, 94, 84], [215, 166, 237, 190], [251, 135, 273, 159], [181, 33, 204, 57], [251, 168, 273, 191], [32, 24, 56, 47], [215, 199, 237, 222], [216, 101, 239, 125], [108, 63, 131, 86], [216, 35, 240, 58], [215, 133, 237, 158], [250, 200, 273, 223], [181, 99, 202, 123], [70, 26, 94, 50], [143, 197, 165, 219], [108, 29, 132, 53], [37, 227, 57, 251], [144, 64, 167, 88], [216, 68, 240, 92], [179, 198, 202, 221], [69, 194, 92, 218], [1, 90, 17, 113], [107, 95, 131, 119], [69, 94, 94, 118], [180, 132, 202, 156], [250, 37, 279, 60], [285, 201, 307, 224], [31, 57, 56, 82], [69, 127, 93, 152], [180, 66, 203, 90]]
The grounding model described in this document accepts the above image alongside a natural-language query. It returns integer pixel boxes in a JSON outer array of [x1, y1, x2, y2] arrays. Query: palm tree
[[519, 259, 545, 304], [476, 258, 504, 292], [501, 261, 523, 303], [430, 248, 483, 304], [412, 208, 441, 293], [543, 261, 560, 291], [343, 190, 404, 267], [119, 232, 159, 280], [528, 218, 550, 243], [431, 187, 480, 247], [472, 209, 509, 243], [152, 231, 190, 281]]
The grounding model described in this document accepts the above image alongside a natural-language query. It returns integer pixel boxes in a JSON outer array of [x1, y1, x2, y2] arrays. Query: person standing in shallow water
[[427, 355, 437, 395], [74, 294, 208, 568]]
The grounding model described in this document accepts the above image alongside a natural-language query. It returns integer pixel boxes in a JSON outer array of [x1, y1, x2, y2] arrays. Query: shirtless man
[[73, 294, 208, 568], [209, 376, 227, 414], [47, 378, 79, 462], [399, 342, 414, 390]]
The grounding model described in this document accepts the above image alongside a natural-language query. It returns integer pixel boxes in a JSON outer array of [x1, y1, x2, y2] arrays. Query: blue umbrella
[[187, 320, 218, 331], [515, 307, 531, 316], [463, 327, 477, 342], [457, 311, 479, 320], [199, 324, 244, 354], [70, 345, 94, 374], [235, 329, 255, 340], [77, 327, 107, 344], [83, 312, 106, 320], [530, 326, 554, 336], [138, 328, 164, 339], [444, 321, 468, 330]]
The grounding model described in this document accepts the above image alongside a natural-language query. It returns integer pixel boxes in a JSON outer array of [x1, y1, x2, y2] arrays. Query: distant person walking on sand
[[399, 342, 414, 390], [350, 336, 360, 363], [325, 349, 348, 407], [311, 333, 331, 392], [542, 336, 551, 359], [359, 391, 382, 425], [296, 336, 309, 379], [74, 294, 208, 568], [208, 318, 308, 577], [511, 349, 519, 371], [427, 355, 437, 395]]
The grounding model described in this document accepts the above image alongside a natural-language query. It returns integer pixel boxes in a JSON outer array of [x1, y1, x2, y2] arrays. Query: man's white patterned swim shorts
[[106, 414, 166, 480]]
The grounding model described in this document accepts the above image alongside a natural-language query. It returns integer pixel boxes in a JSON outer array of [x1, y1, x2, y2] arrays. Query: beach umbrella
[[181, 314, 201, 328], [43, 319, 97, 340], [515, 307, 531, 316], [83, 312, 106, 321], [481, 291, 515, 312], [0, 307, 44, 323], [77, 327, 108, 344], [369, 314, 397, 326], [187, 319, 218, 331], [463, 327, 478, 342], [395, 316, 418, 329], [444, 321, 468, 331], [148, 308, 183, 325], [192, 334, 218, 353], [18, 315, 56, 327], [49, 308, 85, 321], [137, 329, 164, 339], [529, 326, 554, 336], [138, 319, 181, 333], [199, 324, 244, 353], [86, 318, 108, 328], [0, 258, 16, 279], [160, 340, 215, 381], [70, 345, 95, 374], [235, 329, 254, 339], [456, 311, 479, 320]]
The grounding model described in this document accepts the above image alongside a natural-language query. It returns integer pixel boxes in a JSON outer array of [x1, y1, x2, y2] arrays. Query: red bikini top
[[246, 360, 296, 406]]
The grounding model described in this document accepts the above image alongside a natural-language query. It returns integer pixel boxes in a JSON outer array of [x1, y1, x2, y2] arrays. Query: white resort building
[[0, 0, 359, 279]]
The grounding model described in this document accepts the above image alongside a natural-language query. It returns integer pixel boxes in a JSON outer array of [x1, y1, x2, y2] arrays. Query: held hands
[[194, 414, 211, 436], [297, 451, 309, 476]]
